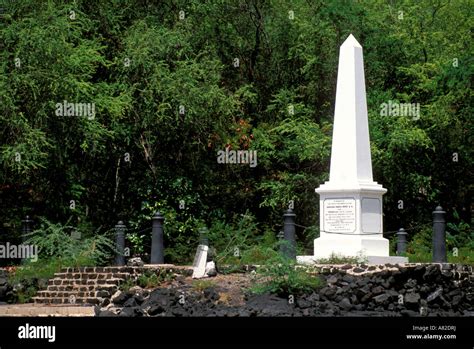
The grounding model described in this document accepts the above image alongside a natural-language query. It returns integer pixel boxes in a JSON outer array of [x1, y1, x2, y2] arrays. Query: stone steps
[[33, 265, 193, 306], [52, 272, 131, 280], [48, 278, 124, 286], [34, 297, 102, 305], [33, 267, 136, 306], [36, 290, 113, 298], [47, 284, 117, 292]]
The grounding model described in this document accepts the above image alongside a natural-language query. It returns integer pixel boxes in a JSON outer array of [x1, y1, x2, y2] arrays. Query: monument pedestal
[[313, 183, 388, 259]]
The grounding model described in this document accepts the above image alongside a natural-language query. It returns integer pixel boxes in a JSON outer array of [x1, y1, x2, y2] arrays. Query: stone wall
[[97, 263, 473, 317]]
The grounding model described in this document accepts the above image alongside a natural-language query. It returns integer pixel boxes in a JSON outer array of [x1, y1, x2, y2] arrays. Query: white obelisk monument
[[298, 34, 407, 264]]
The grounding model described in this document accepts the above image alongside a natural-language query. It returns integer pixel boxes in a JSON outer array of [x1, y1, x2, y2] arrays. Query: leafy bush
[[407, 219, 473, 264], [119, 269, 175, 291], [25, 217, 116, 267], [407, 226, 433, 255], [446, 210, 473, 252], [7, 218, 116, 302], [136, 271, 172, 289], [206, 212, 291, 266], [250, 253, 324, 296], [8, 258, 65, 303], [192, 279, 216, 292], [127, 197, 204, 264], [312, 252, 367, 264]]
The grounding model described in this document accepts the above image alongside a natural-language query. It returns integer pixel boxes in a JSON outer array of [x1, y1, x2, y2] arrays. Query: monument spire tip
[[342, 34, 362, 48]]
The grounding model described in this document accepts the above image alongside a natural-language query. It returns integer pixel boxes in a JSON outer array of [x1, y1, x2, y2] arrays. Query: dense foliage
[[0, 0, 472, 264]]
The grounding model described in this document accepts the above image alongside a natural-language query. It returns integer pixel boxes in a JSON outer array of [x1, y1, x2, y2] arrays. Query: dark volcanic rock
[[427, 288, 443, 303], [373, 294, 390, 305], [400, 309, 419, 317], [111, 290, 131, 305], [338, 297, 353, 311], [247, 294, 292, 316], [404, 279, 417, 289], [120, 306, 144, 317], [342, 274, 355, 283], [123, 297, 138, 308], [371, 286, 384, 296], [423, 264, 441, 282], [320, 286, 337, 300], [404, 292, 420, 310], [296, 297, 311, 309], [203, 288, 219, 301]]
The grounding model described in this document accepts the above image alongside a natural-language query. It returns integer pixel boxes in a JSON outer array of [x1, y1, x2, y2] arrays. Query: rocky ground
[[96, 263, 474, 317]]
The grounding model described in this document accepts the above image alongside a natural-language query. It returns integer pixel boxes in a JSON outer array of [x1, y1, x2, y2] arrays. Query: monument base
[[296, 255, 408, 265], [313, 232, 389, 258], [296, 233, 408, 265]]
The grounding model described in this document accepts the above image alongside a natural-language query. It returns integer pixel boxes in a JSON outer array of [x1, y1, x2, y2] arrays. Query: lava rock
[[0, 285, 8, 300], [147, 303, 165, 316], [247, 294, 291, 317], [372, 286, 384, 296], [405, 279, 417, 289], [427, 288, 443, 303], [320, 287, 337, 300], [404, 292, 420, 310], [400, 309, 419, 317], [111, 290, 131, 305], [307, 293, 320, 304], [203, 288, 219, 301], [119, 306, 144, 317], [338, 298, 353, 311], [296, 297, 311, 309], [423, 264, 441, 282], [373, 294, 389, 305], [100, 298, 110, 307], [123, 297, 138, 308], [342, 274, 355, 283], [452, 295, 463, 307]]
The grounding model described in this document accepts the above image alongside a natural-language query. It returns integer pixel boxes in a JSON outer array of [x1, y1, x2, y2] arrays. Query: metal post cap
[[283, 208, 295, 217], [397, 228, 407, 235], [152, 211, 164, 220]]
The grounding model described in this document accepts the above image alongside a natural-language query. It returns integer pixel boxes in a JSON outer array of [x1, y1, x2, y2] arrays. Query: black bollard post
[[150, 211, 165, 264], [198, 227, 209, 247], [21, 216, 33, 264], [282, 209, 296, 259], [21, 215, 33, 243], [432, 206, 447, 263], [396, 228, 408, 255], [115, 221, 126, 266]]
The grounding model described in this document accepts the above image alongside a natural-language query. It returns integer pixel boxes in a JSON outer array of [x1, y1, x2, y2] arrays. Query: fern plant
[[25, 217, 116, 267]]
